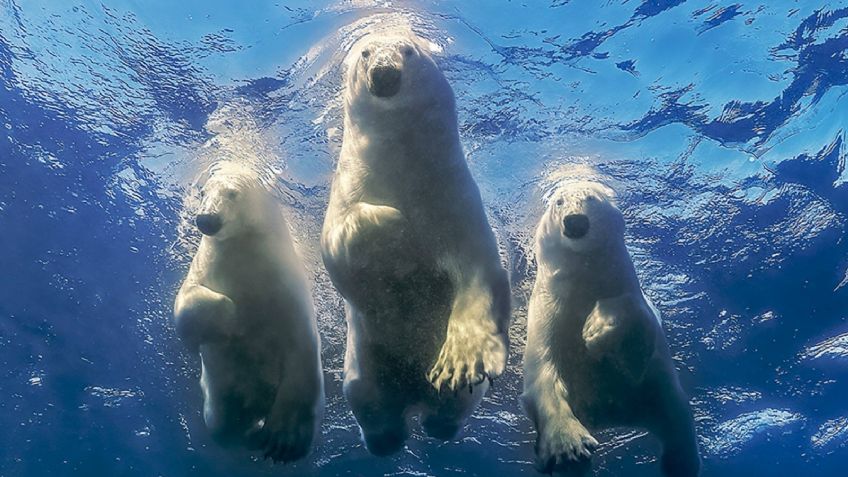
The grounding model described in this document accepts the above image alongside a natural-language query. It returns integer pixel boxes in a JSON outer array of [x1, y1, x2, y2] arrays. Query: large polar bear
[[173, 161, 324, 463], [522, 178, 700, 476], [320, 31, 511, 455]]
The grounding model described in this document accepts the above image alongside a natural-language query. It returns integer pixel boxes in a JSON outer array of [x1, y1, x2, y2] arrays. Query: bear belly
[[555, 333, 646, 427], [557, 350, 651, 429], [199, 341, 279, 435], [354, 263, 454, 369]]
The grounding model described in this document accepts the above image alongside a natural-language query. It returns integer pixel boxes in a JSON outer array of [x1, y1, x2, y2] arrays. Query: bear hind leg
[[649, 388, 701, 477], [659, 422, 700, 477], [345, 375, 410, 457], [421, 412, 461, 441], [203, 390, 263, 449], [420, 380, 487, 441]]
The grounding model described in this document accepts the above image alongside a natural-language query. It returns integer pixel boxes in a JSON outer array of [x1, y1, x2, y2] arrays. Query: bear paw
[[362, 425, 408, 457], [583, 294, 658, 382], [535, 421, 598, 473], [253, 411, 315, 464], [340, 204, 407, 254], [173, 286, 238, 352], [582, 310, 619, 359], [427, 324, 506, 393]]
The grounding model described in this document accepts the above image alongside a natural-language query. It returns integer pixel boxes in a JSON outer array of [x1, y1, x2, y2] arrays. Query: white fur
[[320, 31, 510, 455], [522, 179, 700, 476], [174, 162, 324, 463]]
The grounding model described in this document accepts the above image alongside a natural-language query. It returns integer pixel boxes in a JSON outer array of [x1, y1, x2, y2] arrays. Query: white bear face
[[537, 181, 624, 255], [346, 34, 446, 111], [196, 172, 263, 241]]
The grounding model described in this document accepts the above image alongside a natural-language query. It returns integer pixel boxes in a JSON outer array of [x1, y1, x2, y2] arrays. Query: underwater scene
[[2, 1, 848, 476]]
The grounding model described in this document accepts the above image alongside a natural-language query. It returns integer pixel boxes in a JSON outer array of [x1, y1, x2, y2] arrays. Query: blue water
[[2, 1, 847, 476]]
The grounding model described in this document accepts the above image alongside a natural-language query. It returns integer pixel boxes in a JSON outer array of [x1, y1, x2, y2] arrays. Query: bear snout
[[196, 213, 223, 236], [562, 214, 590, 239], [368, 64, 402, 98]]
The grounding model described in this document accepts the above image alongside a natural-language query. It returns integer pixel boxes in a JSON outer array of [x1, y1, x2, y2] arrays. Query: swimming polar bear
[[522, 179, 700, 476], [320, 32, 511, 455], [173, 161, 324, 463]]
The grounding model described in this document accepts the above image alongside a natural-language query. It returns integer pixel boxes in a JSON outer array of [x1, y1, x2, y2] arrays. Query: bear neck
[[346, 96, 457, 135], [342, 100, 463, 179], [202, 225, 274, 253], [540, 240, 640, 299]]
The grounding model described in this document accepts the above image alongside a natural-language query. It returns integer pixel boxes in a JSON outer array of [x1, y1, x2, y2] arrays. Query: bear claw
[[427, 328, 505, 393], [534, 421, 598, 474], [252, 411, 313, 464]]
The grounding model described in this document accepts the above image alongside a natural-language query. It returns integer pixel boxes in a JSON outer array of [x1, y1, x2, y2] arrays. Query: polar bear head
[[195, 163, 269, 241], [536, 180, 624, 258], [345, 32, 452, 112]]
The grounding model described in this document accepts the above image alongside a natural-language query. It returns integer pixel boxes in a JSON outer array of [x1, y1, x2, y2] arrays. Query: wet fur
[[174, 163, 324, 462], [522, 180, 700, 476], [321, 32, 510, 455]]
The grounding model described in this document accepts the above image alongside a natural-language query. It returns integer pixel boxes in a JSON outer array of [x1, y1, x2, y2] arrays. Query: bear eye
[[225, 190, 238, 200], [402, 46, 414, 57], [555, 198, 564, 206], [361, 49, 370, 59]]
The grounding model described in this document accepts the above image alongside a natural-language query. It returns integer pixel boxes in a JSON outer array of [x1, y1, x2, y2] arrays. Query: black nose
[[369, 65, 402, 98], [563, 214, 590, 239], [196, 213, 223, 236]]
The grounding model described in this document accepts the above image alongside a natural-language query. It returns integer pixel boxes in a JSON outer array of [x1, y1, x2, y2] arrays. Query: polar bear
[[320, 31, 511, 455], [522, 179, 700, 476], [173, 161, 324, 463]]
